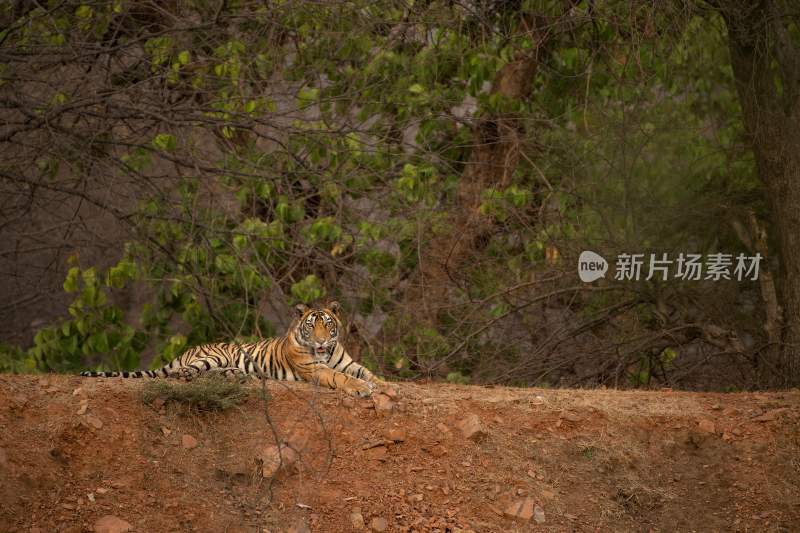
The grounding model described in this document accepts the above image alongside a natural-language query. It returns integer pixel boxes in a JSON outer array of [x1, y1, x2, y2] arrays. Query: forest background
[[1, 0, 799, 391]]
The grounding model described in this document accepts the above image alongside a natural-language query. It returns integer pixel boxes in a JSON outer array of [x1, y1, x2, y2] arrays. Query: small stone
[[753, 408, 788, 422], [93, 515, 132, 533], [161, 427, 172, 436], [408, 493, 424, 502], [182, 434, 199, 449], [534, 505, 545, 524], [366, 446, 388, 462], [259, 444, 298, 477], [286, 430, 310, 453], [429, 445, 448, 457], [281, 446, 299, 465], [559, 411, 582, 423], [87, 493, 95, 503], [77, 400, 89, 416], [260, 446, 281, 477], [72, 387, 83, 396], [96, 488, 109, 495], [384, 428, 406, 442], [710, 403, 722, 410], [85, 415, 103, 429], [370, 517, 388, 532], [527, 469, 536, 478], [504, 498, 535, 521], [456, 414, 487, 441], [151, 397, 165, 410], [373, 394, 395, 414], [342, 397, 355, 408], [697, 419, 716, 434], [350, 508, 365, 530], [436, 422, 451, 435]]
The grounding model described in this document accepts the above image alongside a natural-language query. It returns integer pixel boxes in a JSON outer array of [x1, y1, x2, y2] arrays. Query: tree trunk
[[718, 0, 800, 386], [415, 13, 550, 323]]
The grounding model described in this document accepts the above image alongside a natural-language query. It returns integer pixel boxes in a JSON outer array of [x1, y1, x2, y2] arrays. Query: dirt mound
[[1, 375, 798, 532]]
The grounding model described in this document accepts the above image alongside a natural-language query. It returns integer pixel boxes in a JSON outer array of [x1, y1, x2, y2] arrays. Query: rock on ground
[[93, 515, 132, 533], [182, 434, 199, 449], [697, 419, 716, 434], [504, 498, 535, 521], [373, 394, 395, 414], [350, 508, 365, 530], [370, 516, 388, 532], [456, 414, 487, 441]]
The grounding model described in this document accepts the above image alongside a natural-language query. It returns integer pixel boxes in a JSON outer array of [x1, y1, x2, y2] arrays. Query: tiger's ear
[[294, 303, 309, 317], [328, 301, 341, 316]]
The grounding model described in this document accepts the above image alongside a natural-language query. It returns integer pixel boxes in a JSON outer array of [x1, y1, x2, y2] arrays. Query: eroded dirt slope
[[1, 375, 798, 532]]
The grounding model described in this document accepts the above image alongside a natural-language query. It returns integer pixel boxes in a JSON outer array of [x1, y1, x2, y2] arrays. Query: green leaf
[[408, 83, 425, 94], [290, 275, 325, 304], [214, 254, 237, 274], [152, 133, 177, 152], [144, 36, 174, 67], [75, 5, 93, 19], [298, 87, 319, 104], [177, 50, 190, 65], [63, 267, 80, 292], [90, 331, 110, 353]]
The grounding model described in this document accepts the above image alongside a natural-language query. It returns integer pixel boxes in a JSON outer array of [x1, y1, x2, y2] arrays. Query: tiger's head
[[291, 301, 342, 361]]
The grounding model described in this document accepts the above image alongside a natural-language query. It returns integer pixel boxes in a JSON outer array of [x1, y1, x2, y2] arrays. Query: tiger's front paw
[[347, 379, 374, 398]]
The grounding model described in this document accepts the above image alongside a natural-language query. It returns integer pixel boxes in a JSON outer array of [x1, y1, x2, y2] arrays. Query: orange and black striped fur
[[81, 302, 378, 397]]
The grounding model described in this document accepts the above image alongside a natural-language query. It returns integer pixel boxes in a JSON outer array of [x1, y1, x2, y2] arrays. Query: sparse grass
[[141, 375, 250, 411], [581, 445, 597, 459]]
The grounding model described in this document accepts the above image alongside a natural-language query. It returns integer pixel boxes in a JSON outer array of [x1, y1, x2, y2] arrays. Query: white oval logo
[[578, 251, 608, 283]]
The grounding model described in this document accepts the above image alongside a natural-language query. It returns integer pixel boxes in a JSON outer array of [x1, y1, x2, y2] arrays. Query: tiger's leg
[[307, 364, 373, 397], [326, 345, 381, 387]]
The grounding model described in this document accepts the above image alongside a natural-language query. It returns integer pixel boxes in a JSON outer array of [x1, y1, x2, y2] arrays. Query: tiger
[[80, 301, 379, 397]]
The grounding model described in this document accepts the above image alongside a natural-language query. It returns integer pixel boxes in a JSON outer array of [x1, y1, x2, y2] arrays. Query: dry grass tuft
[[141, 375, 249, 411]]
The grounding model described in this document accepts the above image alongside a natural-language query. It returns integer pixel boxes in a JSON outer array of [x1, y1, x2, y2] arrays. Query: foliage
[[0, 1, 775, 389]]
